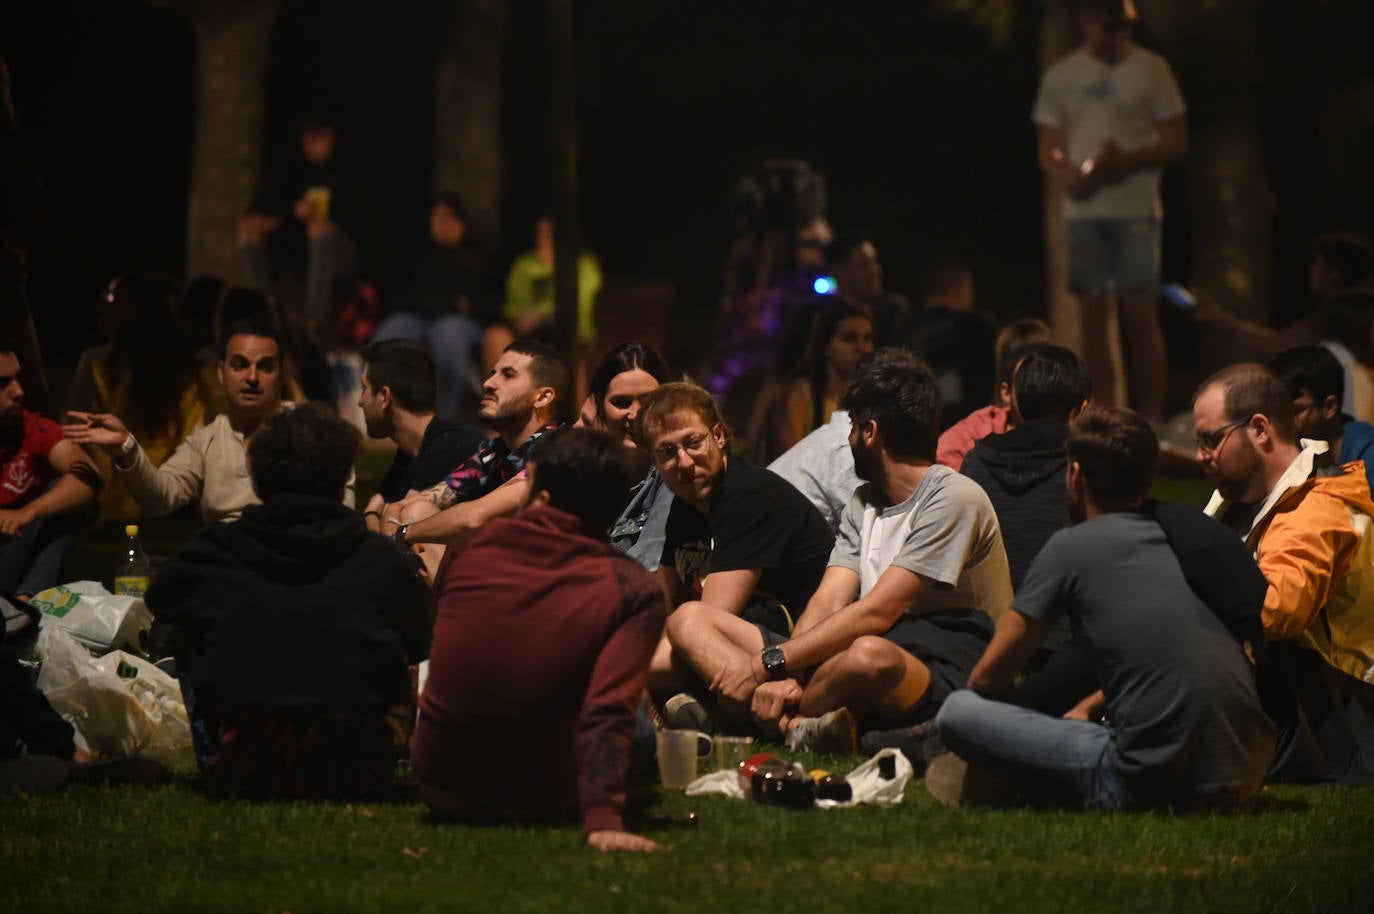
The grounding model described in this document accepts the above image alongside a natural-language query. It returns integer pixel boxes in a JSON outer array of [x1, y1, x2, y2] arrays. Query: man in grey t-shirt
[[695, 350, 1011, 753], [932, 407, 1274, 810]]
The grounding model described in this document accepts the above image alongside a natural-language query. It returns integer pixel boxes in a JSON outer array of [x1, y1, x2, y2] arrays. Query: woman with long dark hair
[[67, 273, 214, 520], [578, 342, 676, 570], [747, 301, 873, 464]]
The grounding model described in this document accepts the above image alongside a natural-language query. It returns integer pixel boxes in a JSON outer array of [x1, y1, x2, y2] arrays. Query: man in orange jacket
[[1195, 363, 1374, 785]]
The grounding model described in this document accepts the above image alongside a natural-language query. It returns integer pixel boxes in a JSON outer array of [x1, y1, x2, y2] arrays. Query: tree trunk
[[549, 0, 580, 361], [1151, 0, 1273, 369], [1039, 0, 1079, 352], [1321, 80, 1374, 236], [175, 0, 280, 284], [434, 0, 507, 245]]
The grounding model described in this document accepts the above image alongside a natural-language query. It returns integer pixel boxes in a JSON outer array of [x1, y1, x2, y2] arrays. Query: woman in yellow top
[[482, 217, 602, 373], [67, 273, 215, 522]]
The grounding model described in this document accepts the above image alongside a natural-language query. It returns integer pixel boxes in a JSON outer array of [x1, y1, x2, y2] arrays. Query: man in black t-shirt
[[357, 339, 483, 535], [637, 383, 833, 716]]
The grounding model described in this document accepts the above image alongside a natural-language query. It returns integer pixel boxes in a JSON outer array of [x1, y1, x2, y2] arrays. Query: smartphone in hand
[[1161, 283, 1197, 309]]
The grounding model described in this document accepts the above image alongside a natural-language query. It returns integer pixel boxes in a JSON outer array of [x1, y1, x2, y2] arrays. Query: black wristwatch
[[761, 647, 787, 679], [392, 523, 410, 545]]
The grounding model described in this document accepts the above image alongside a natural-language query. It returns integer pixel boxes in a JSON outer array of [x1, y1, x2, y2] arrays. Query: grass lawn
[[4, 773, 1374, 914], [15, 469, 1367, 912]]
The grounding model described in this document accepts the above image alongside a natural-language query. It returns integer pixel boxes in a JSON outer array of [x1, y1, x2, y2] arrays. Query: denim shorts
[[1066, 217, 1161, 295]]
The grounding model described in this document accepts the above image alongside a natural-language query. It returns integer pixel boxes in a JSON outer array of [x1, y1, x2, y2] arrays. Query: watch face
[[762, 647, 786, 675]]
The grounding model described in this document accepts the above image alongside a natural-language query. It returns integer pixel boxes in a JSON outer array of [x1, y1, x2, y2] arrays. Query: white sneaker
[[785, 707, 858, 755]]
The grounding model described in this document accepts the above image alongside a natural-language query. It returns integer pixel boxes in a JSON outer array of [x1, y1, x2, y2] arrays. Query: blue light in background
[[813, 276, 837, 295]]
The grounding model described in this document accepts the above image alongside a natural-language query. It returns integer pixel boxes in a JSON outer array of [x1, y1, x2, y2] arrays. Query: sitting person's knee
[[936, 689, 981, 734], [664, 601, 711, 644], [842, 636, 909, 687]]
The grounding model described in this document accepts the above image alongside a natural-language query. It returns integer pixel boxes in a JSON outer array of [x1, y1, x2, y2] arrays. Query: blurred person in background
[[748, 302, 873, 464], [67, 272, 215, 521], [371, 192, 491, 418]]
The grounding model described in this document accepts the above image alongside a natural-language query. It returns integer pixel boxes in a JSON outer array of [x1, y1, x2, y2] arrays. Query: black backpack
[[1145, 500, 1266, 647]]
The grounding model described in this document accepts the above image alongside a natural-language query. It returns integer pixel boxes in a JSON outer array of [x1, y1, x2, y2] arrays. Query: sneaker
[[65, 755, 169, 788], [662, 692, 712, 732], [924, 752, 1011, 807], [1, 594, 37, 642], [785, 707, 858, 755], [0, 755, 71, 795], [859, 719, 945, 775]]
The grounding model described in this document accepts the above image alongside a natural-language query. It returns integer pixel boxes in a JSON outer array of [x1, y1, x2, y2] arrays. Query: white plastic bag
[[828, 747, 913, 807], [35, 627, 196, 773], [29, 580, 152, 653]]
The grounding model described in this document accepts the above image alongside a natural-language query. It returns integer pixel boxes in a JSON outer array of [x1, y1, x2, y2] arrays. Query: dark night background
[[1, 0, 1364, 395]]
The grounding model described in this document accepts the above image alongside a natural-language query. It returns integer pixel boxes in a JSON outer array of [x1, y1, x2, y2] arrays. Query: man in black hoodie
[[960, 344, 1091, 591], [958, 345, 1093, 717], [146, 404, 429, 799]]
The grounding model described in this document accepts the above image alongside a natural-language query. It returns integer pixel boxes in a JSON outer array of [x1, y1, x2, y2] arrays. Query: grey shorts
[[1066, 217, 1161, 295]]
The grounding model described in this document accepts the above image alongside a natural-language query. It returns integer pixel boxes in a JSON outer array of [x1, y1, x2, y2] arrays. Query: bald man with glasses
[[1194, 363, 1374, 786]]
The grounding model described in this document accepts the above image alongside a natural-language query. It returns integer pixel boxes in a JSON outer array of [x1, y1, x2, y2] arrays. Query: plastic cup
[[656, 729, 712, 790]]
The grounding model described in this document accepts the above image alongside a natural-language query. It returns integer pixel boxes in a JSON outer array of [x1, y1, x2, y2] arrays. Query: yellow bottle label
[[114, 576, 150, 597]]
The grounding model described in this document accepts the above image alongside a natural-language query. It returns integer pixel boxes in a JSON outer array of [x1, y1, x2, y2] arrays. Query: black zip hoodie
[[959, 419, 1071, 594]]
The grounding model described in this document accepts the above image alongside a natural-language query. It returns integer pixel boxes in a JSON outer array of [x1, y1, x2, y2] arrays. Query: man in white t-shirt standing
[[1033, 0, 1187, 421], [693, 349, 1012, 753]]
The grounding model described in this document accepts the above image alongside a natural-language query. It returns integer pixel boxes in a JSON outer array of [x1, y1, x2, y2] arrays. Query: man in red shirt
[[411, 428, 666, 852], [0, 341, 101, 596]]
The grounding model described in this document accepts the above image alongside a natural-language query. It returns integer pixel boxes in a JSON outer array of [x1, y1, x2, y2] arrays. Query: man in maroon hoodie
[[411, 428, 667, 852]]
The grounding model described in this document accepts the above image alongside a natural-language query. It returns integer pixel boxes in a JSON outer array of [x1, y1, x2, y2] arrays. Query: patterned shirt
[[444, 423, 563, 503]]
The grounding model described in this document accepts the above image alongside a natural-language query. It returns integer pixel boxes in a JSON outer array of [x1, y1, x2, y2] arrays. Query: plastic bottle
[[114, 524, 152, 597]]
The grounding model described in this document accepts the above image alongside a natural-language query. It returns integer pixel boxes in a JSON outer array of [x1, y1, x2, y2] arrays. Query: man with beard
[[1194, 363, 1374, 785], [929, 407, 1274, 810], [391, 340, 569, 550], [355, 338, 483, 534], [673, 350, 1010, 753], [67, 320, 353, 522], [0, 341, 101, 596]]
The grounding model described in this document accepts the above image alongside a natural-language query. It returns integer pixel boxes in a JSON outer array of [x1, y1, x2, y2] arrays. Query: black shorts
[[880, 610, 996, 724], [742, 595, 799, 646]]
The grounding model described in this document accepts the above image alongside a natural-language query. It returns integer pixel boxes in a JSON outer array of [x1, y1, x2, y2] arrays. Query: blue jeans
[[0, 510, 87, 598], [372, 313, 484, 419], [935, 689, 1133, 810]]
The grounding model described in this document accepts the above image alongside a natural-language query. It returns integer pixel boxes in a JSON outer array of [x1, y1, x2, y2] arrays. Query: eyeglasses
[[654, 433, 712, 466], [1194, 415, 1253, 454]]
